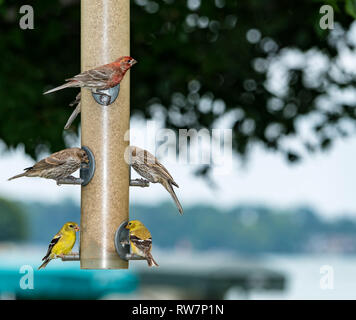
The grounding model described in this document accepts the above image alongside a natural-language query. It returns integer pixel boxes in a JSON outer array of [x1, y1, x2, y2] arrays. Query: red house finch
[[129, 146, 183, 215], [64, 92, 81, 130], [43, 56, 137, 95], [8, 148, 89, 183]]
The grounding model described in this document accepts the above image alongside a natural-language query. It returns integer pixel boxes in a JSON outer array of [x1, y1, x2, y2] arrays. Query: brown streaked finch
[[8, 148, 89, 184], [64, 92, 81, 130], [129, 146, 183, 215], [43, 56, 137, 96]]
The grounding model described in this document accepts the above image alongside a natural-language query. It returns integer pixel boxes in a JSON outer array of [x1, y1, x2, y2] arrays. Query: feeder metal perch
[[56, 176, 83, 186], [60, 253, 80, 261], [92, 84, 120, 106], [130, 178, 150, 187]]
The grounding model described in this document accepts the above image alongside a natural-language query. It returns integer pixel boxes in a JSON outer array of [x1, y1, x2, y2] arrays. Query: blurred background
[[1, 0, 356, 299]]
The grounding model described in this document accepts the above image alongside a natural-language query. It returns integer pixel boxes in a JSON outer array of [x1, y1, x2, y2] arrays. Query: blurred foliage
[[0, 198, 27, 241], [25, 199, 80, 243], [345, 0, 356, 18], [20, 199, 356, 254], [0, 0, 355, 163], [135, 203, 356, 254]]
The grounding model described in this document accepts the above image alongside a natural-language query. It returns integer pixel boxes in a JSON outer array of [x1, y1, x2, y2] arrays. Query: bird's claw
[[97, 91, 112, 105], [102, 95, 111, 106], [81, 163, 90, 169], [129, 178, 150, 187]]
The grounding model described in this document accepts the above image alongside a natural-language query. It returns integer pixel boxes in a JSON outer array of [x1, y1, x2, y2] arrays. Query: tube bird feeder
[[80, 0, 130, 269]]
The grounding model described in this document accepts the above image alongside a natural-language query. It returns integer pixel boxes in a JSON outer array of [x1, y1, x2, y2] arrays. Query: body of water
[[230, 254, 356, 300]]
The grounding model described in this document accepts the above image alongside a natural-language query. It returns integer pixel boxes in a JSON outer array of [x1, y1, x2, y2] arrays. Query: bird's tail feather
[[43, 82, 75, 95], [69, 93, 81, 107], [146, 252, 159, 267], [8, 172, 28, 181], [171, 180, 179, 188], [163, 181, 183, 215], [64, 103, 81, 130], [38, 259, 50, 270]]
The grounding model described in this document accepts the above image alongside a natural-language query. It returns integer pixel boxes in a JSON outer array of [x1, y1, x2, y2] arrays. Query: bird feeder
[[58, 0, 150, 267], [79, 0, 131, 269]]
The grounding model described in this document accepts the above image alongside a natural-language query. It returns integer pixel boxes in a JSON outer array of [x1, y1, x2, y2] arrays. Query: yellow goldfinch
[[38, 222, 80, 270], [126, 220, 159, 267]]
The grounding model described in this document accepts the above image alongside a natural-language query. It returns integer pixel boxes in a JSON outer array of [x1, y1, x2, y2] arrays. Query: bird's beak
[[84, 157, 89, 164], [75, 226, 80, 232], [125, 225, 129, 230], [130, 59, 137, 66]]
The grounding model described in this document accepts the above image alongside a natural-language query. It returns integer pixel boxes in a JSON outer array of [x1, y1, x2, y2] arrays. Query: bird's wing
[[31, 152, 70, 170], [52, 230, 77, 255], [51, 148, 80, 160], [31, 158, 65, 171], [132, 147, 178, 186], [67, 66, 115, 87], [42, 234, 61, 261], [130, 235, 152, 254], [32, 149, 80, 171], [46, 156, 67, 165], [152, 161, 178, 187]]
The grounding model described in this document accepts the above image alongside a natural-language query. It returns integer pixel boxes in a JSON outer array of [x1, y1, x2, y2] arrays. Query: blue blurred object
[[0, 249, 138, 299]]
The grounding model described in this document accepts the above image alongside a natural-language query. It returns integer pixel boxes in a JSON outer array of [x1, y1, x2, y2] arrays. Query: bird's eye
[[69, 225, 73, 228]]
